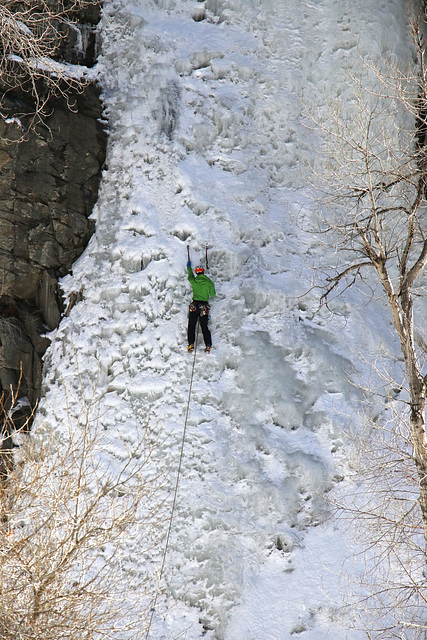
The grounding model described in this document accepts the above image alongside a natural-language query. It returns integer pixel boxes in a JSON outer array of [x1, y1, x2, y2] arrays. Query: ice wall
[[37, 0, 415, 638]]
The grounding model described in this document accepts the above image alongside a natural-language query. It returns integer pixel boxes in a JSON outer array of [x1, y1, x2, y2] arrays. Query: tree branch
[[321, 260, 374, 301]]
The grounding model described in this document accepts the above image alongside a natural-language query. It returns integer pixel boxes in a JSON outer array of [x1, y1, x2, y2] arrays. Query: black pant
[[188, 301, 212, 347]]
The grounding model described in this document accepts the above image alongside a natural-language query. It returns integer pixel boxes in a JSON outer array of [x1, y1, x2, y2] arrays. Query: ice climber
[[186, 260, 216, 353]]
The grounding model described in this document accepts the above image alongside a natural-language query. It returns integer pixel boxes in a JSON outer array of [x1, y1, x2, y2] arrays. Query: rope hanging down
[[144, 329, 199, 640]]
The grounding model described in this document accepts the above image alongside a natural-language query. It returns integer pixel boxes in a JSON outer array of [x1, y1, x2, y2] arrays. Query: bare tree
[[0, 377, 165, 640], [0, 1, 100, 135], [308, 17, 427, 550], [332, 400, 427, 639]]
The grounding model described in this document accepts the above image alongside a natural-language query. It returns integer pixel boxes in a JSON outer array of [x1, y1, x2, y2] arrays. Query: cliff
[[0, 2, 107, 461]]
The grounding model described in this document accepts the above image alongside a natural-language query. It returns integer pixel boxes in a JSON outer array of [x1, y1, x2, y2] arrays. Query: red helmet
[[195, 266, 205, 275]]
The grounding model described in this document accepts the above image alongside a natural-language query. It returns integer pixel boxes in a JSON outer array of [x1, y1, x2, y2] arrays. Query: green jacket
[[187, 267, 216, 302]]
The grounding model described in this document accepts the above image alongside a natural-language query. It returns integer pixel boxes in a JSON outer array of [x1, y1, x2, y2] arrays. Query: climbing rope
[[144, 329, 199, 639]]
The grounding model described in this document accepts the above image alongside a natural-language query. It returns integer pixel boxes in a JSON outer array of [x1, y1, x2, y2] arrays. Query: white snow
[[35, 0, 415, 638]]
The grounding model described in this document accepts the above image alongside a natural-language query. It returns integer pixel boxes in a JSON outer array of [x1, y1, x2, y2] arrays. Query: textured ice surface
[[37, 0, 412, 638]]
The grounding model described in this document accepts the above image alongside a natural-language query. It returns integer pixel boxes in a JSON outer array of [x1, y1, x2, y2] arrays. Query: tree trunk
[[399, 309, 427, 548], [410, 399, 427, 547], [386, 283, 427, 548]]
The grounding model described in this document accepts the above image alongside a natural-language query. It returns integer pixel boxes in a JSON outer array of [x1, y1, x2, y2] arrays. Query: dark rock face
[[0, 4, 106, 446]]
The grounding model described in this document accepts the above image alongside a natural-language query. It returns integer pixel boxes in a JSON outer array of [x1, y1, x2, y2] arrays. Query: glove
[[187, 261, 191, 267]]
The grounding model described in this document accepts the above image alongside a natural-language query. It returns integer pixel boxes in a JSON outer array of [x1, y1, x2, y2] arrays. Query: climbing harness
[[144, 330, 199, 640], [189, 301, 209, 316]]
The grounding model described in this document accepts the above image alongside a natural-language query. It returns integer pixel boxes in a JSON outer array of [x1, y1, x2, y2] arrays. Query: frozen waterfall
[[37, 0, 414, 638]]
